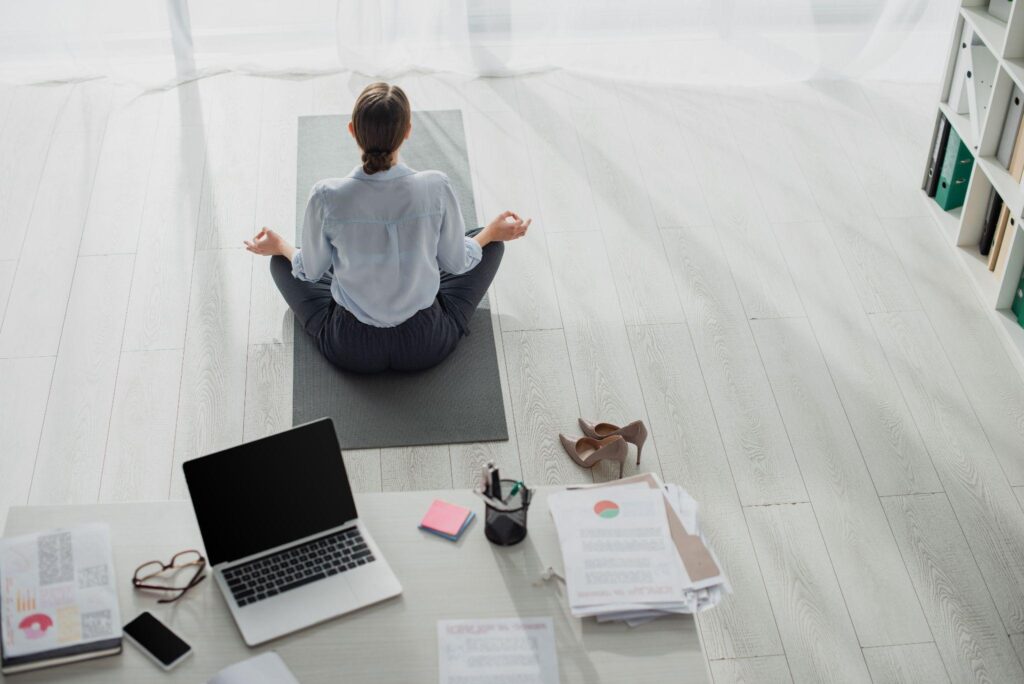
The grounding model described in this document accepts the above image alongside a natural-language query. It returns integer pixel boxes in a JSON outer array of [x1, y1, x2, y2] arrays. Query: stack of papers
[[419, 500, 475, 541], [547, 474, 729, 626]]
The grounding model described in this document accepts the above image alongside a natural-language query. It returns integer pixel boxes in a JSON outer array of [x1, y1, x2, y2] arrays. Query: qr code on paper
[[81, 610, 113, 639], [38, 532, 73, 585], [77, 564, 109, 589]]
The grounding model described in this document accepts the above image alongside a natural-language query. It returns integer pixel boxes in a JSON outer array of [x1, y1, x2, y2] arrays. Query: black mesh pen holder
[[483, 479, 530, 546]]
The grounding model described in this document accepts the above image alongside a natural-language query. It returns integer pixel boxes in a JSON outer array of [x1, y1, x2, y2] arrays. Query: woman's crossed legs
[[269, 230, 504, 370]]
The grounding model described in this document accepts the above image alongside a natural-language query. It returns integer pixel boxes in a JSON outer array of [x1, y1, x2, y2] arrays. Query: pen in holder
[[483, 479, 530, 546]]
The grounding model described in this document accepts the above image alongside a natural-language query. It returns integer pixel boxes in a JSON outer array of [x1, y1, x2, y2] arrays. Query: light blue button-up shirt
[[291, 162, 483, 327]]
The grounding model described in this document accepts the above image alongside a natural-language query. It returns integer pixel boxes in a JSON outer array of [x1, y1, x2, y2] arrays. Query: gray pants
[[270, 232, 503, 373]]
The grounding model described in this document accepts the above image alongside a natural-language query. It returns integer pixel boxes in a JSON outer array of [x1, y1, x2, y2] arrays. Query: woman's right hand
[[245, 227, 296, 261], [482, 211, 531, 243]]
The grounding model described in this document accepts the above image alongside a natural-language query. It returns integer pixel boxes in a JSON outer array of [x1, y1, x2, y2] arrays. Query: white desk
[[2, 489, 710, 683]]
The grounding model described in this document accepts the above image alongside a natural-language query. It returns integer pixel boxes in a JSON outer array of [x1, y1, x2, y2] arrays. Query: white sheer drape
[[0, 0, 958, 88]]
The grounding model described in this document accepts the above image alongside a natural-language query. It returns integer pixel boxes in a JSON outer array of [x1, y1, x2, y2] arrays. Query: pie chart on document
[[593, 500, 620, 519]]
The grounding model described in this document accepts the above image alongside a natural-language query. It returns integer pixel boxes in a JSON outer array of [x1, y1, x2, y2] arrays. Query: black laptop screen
[[182, 419, 357, 565]]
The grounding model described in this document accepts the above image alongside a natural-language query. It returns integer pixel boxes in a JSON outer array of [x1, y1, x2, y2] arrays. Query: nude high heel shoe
[[577, 419, 648, 466], [559, 434, 630, 478]]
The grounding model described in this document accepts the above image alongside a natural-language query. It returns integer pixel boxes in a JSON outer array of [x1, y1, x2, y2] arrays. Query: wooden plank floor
[[1, 73, 1023, 683]]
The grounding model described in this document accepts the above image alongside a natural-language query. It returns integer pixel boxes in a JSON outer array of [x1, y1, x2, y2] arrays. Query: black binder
[[980, 188, 1003, 255], [925, 116, 952, 197]]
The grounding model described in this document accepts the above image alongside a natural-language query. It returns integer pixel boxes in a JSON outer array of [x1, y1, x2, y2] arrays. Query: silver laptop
[[182, 418, 402, 646]]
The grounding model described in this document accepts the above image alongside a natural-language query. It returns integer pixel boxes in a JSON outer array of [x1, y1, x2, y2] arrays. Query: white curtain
[[0, 0, 958, 88]]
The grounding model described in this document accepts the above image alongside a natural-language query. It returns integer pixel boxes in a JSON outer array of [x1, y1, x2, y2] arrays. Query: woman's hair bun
[[351, 83, 411, 175], [361, 149, 391, 174]]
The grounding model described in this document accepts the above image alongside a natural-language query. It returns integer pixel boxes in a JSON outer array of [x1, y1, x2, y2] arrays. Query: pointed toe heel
[[559, 434, 628, 473], [578, 418, 648, 467]]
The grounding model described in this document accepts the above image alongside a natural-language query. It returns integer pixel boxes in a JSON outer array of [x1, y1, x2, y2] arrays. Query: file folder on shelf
[[994, 216, 1018, 278], [968, 44, 998, 143], [980, 188, 1004, 255], [997, 87, 1024, 168], [990, 204, 1011, 270], [948, 26, 975, 116], [934, 127, 974, 210], [1011, 124, 1024, 181], [989, 0, 1013, 23], [1011, 266, 1024, 325], [925, 116, 952, 197]]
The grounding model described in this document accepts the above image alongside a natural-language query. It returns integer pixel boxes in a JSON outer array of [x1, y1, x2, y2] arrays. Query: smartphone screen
[[123, 612, 192, 669]]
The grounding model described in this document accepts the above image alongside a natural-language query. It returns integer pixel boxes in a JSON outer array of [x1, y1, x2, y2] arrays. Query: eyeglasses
[[132, 550, 207, 603]]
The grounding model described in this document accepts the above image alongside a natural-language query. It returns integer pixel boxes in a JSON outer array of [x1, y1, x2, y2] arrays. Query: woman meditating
[[245, 82, 529, 373]]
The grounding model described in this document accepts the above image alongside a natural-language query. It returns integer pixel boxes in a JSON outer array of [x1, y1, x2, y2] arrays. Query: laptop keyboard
[[222, 527, 375, 607]]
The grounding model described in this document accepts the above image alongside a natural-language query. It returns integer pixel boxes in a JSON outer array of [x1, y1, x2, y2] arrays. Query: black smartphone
[[122, 612, 192, 671]]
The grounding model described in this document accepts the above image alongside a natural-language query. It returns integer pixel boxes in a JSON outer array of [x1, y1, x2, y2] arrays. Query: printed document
[[208, 652, 299, 684], [546, 478, 729, 624], [548, 487, 690, 610], [437, 617, 559, 684], [0, 524, 121, 659]]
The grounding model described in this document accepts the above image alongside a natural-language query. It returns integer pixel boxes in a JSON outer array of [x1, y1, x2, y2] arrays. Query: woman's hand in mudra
[[245, 228, 296, 261], [477, 211, 531, 247]]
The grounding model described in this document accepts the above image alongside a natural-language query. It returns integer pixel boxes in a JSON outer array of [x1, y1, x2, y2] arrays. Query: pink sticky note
[[419, 500, 472, 538]]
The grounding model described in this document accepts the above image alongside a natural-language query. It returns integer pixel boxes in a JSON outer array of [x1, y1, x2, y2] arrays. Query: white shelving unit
[[926, 0, 1024, 378]]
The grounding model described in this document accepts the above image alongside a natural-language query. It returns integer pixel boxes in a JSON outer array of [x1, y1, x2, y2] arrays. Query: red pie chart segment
[[593, 500, 620, 519], [19, 614, 53, 640]]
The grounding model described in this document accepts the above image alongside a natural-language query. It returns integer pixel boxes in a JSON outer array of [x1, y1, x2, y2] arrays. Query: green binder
[[934, 127, 973, 210], [1012, 266, 1024, 327]]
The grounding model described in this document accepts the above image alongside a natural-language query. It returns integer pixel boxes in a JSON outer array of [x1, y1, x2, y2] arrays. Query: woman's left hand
[[245, 228, 295, 260]]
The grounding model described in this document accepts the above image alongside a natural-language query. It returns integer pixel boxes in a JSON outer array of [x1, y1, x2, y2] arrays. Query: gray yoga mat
[[292, 111, 509, 450]]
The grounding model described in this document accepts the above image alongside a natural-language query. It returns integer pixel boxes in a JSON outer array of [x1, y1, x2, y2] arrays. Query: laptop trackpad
[[236, 573, 359, 646], [276, 573, 360, 623], [347, 563, 401, 603], [321, 573, 361, 611]]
